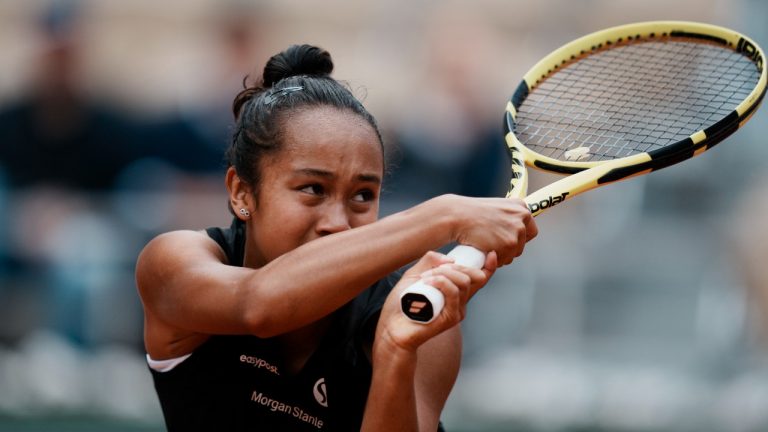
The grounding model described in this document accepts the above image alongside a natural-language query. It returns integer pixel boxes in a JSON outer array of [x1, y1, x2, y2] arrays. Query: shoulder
[[138, 229, 227, 265], [136, 230, 228, 292]]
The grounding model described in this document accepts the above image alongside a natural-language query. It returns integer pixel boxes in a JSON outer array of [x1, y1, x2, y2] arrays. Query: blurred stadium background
[[1, 0, 768, 431]]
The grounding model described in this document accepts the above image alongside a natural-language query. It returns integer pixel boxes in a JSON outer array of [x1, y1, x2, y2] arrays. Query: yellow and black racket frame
[[503, 21, 767, 210]]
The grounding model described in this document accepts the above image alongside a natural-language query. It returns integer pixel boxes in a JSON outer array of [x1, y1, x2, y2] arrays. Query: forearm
[[360, 327, 460, 432], [244, 198, 458, 335], [361, 340, 420, 432]]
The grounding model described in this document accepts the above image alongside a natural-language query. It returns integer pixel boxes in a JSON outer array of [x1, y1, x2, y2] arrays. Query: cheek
[[253, 202, 313, 246], [261, 204, 312, 236], [351, 205, 379, 228], [253, 220, 311, 263]]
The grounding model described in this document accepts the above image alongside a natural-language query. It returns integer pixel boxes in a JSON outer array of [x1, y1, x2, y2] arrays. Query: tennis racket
[[401, 21, 766, 323]]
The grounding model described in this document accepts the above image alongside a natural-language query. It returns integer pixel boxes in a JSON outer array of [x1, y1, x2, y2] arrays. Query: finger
[[462, 251, 498, 300], [445, 264, 486, 291], [500, 247, 515, 266], [526, 217, 539, 242], [482, 251, 498, 279], [438, 263, 491, 304], [424, 264, 473, 287], [421, 275, 462, 324], [423, 265, 472, 303], [522, 210, 538, 242], [515, 229, 527, 258], [405, 251, 454, 280]]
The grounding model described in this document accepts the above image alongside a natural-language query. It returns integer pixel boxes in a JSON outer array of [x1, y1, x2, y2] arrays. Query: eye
[[352, 189, 376, 203], [299, 184, 324, 196]]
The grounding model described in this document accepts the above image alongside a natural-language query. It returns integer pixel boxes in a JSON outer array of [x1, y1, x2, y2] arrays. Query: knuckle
[[434, 275, 454, 291], [431, 274, 447, 285], [467, 268, 483, 281]]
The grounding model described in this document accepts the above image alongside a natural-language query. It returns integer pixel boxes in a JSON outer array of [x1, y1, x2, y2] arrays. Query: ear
[[226, 167, 255, 220]]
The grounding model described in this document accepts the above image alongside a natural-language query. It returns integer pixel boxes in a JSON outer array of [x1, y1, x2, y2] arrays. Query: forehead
[[277, 106, 383, 172]]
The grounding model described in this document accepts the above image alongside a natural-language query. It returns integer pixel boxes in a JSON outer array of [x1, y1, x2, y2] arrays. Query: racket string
[[515, 40, 760, 161]]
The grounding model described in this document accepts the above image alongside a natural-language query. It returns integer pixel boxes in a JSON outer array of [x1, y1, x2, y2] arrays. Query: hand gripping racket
[[401, 21, 766, 323]]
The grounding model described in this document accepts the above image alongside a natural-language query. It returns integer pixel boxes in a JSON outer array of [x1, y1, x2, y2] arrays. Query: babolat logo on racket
[[528, 192, 569, 213]]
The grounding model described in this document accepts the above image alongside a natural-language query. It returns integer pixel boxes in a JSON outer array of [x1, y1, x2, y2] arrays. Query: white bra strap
[[146, 352, 192, 373]]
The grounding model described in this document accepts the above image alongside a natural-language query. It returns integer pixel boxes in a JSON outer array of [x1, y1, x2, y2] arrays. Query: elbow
[[237, 272, 309, 338], [242, 304, 278, 338], [240, 292, 288, 338], [244, 318, 276, 339]]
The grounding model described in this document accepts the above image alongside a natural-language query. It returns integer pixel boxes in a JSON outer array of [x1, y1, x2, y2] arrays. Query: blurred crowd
[[0, 0, 511, 347], [0, 0, 512, 425], [0, 1, 231, 422], [1, 0, 768, 430], [0, 0, 223, 348]]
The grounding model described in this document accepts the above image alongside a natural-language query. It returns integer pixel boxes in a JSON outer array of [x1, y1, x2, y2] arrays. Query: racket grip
[[400, 245, 486, 323]]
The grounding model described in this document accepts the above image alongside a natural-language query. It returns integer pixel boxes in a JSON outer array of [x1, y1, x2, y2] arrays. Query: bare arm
[[137, 195, 532, 354], [361, 252, 494, 431], [362, 327, 461, 432]]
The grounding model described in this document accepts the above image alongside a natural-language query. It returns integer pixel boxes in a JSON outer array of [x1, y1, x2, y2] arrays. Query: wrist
[[372, 330, 419, 369], [419, 194, 464, 245]]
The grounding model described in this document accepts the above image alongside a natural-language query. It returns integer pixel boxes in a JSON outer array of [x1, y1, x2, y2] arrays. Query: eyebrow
[[294, 168, 382, 184]]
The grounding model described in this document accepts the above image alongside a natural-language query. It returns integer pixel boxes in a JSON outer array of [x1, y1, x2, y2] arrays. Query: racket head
[[504, 21, 766, 203]]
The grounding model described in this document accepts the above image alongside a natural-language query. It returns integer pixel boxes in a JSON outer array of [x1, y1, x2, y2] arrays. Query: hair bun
[[262, 44, 334, 87]]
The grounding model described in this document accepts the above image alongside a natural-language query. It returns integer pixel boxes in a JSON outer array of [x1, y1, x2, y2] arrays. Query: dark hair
[[227, 44, 383, 204]]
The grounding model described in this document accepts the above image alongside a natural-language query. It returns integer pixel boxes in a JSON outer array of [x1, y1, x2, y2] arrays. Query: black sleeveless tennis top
[[149, 218, 398, 431]]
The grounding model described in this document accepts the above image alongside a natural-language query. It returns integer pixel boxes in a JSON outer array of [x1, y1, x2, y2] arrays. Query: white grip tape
[[400, 245, 486, 324], [447, 245, 486, 269]]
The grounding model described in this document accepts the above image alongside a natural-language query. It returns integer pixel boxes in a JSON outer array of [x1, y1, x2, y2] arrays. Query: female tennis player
[[135, 44, 537, 431]]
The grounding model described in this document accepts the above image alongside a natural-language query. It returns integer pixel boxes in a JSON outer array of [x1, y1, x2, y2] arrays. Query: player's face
[[247, 106, 383, 266]]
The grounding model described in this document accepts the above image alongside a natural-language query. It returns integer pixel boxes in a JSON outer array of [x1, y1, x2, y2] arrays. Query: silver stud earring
[[239, 208, 250, 218]]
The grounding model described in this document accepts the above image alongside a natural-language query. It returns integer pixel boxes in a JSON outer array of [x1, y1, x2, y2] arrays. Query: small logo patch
[[408, 300, 428, 314], [313, 378, 328, 408]]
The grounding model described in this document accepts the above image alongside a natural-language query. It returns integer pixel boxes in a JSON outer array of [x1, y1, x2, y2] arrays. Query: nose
[[316, 202, 351, 236]]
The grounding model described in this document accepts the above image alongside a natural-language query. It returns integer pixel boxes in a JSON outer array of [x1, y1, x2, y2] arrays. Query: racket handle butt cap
[[400, 281, 444, 324], [400, 245, 486, 324]]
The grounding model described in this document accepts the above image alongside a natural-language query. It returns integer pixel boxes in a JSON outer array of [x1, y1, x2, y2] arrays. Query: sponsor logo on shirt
[[251, 390, 324, 429], [239, 354, 280, 375], [313, 378, 328, 407]]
